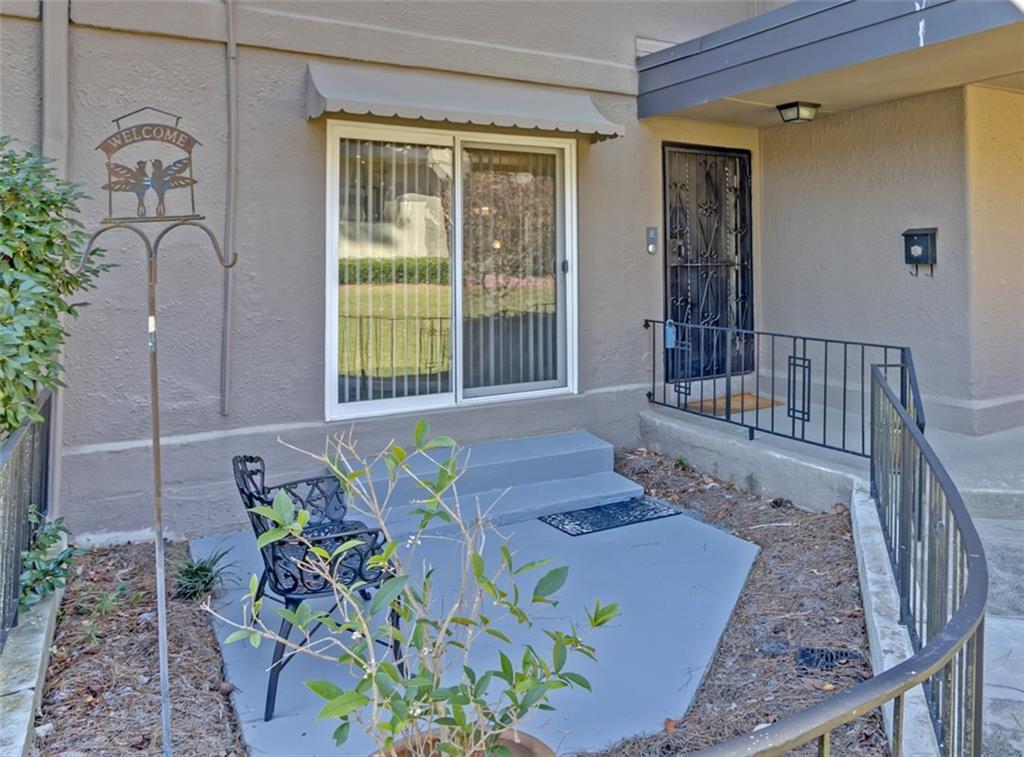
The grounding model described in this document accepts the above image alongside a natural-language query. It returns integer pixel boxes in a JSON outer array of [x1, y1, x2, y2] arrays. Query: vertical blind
[[335, 136, 565, 406], [337, 138, 453, 403], [461, 147, 564, 395]]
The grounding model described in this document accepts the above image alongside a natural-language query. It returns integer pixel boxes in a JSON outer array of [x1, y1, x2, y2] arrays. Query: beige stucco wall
[[760, 85, 1023, 433], [0, 4, 762, 536], [760, 88, 977, 431], [964, 84, 1024, 432], [0, 14, 42, 149]]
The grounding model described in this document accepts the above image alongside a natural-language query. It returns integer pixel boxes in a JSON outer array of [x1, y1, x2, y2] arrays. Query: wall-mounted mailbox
[[903, 227, 937, 276]]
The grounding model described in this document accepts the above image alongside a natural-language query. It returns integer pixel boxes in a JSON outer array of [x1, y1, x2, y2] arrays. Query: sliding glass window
[[326, 123, 575, 419]]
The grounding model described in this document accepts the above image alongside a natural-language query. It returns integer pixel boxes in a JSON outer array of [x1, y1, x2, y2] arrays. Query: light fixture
[[776, 101, 820, 124]]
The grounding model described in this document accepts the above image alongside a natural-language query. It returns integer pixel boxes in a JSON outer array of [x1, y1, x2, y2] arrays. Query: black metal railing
[[0, 390, 53, 652], [644, 327, 989, 755], [643, 319, 918, 457]]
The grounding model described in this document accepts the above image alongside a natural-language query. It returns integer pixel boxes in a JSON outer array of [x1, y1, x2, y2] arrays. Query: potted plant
[[216, 422, 619, 756]]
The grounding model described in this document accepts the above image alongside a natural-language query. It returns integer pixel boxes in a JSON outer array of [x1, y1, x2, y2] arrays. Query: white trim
[[324, 119, 579, 422]]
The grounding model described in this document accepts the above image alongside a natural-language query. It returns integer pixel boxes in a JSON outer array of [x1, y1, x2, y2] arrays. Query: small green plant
[[86, 586, 126, 616], [674, 456, 688, 471], [19, 507, 81, 612], [214, 422, 620, 755], [174, 546, 234, 600]]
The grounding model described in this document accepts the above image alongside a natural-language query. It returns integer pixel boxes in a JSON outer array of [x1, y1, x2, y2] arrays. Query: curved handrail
[[695, 366, 987, 756], [900, 347, 927, 432]]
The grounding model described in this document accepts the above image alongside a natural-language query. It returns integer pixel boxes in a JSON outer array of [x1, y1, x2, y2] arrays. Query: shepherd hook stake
[[77, 222, 236, 757]]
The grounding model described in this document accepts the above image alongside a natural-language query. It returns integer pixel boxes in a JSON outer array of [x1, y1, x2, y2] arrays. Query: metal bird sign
[[97, 107, 202, 223]]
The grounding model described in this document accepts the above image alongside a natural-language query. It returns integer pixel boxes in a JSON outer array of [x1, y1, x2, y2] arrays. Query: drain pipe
[[42, 0, 70, 516], [220, 0, 239, 416]]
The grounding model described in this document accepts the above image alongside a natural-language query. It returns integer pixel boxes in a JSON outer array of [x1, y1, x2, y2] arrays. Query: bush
[[19, 506, 82, 612], [340, 257, 449, 286], [0, 137, 109, 439]]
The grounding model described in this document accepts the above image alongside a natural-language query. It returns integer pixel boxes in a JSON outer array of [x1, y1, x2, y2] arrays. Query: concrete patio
[[192, 454, 758, 756]]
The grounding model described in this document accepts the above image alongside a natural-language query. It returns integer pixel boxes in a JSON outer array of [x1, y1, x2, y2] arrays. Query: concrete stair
[[354, 431, 643, 536]]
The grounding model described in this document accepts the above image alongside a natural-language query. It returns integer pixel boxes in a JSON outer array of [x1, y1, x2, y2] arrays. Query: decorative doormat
[[539, 496, 680, 536], [691, 392, 782, 417]]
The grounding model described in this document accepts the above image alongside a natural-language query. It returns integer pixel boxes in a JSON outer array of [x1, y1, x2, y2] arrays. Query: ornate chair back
[[231, 454, 384, 599]]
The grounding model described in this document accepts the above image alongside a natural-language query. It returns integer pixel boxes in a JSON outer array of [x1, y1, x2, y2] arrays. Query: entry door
[[663, 144, 753, 382]]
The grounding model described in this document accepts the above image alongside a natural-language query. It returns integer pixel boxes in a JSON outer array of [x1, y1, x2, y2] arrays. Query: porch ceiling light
[[776, 101, 820, 124]]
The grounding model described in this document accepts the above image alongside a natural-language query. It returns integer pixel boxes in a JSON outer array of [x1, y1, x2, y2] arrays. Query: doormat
[[690, 392, 782, 417], [539, 496, 680, 536]]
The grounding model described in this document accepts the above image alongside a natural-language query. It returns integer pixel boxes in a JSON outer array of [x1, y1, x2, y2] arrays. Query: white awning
[[305, 61, 623, 141]]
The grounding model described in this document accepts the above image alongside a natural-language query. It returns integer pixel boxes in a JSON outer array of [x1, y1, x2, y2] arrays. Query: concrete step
[[358, 430, 615, 508], [384, 470, 644, 537]]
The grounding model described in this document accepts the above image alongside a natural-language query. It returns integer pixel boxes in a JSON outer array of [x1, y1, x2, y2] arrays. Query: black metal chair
[[232, 455, 395, 721]]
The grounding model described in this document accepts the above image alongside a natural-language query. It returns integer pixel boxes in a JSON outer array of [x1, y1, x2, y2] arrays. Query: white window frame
[[324, 120, 579, 422]]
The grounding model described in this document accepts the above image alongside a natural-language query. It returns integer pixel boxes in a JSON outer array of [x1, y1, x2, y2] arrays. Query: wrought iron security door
[[663, 144, 753, 383]]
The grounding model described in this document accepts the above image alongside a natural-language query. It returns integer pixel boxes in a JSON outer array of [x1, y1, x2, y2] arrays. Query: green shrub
[[0, 137, 109, 439], [19, 506, 82, 612], [174, 545, 234, 600], [339, 256, 449, 286]]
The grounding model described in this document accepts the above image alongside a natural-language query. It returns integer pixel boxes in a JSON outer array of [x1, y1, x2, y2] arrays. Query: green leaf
[[317, 691, 369, 720], [514, 558, 551, 575], [471, 553, 485, 581], [532, 565, 569, 601], [413, 419, 429, 448], [498, 651, 514, 684], [332, 721, 350, 746], [500, 544, 514, 572], [421, 435, 456, 451], [224, 629, 250, 644], [369, 575, 408, 616], [484, 628, 511, 644], [271, 489, 295, 525], [519, 683, 549, 712], [256, 527, 289, 548], [331, 539, 366, 558], [305, 680, 344, 701], [561, 672, 591, 691], [553, 639, 567, 672]]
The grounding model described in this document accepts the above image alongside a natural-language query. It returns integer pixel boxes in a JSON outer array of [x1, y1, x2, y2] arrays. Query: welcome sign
[[96, 107, 202, 223]]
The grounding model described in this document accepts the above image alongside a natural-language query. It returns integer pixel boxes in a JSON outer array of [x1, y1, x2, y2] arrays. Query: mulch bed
[[30, 450, 887, 756], [588, 448, 889, 756], [32, 542, 246, 757]]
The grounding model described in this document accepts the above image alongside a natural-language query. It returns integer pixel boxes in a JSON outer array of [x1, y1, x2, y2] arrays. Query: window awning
[[305, 61, 624, 141]]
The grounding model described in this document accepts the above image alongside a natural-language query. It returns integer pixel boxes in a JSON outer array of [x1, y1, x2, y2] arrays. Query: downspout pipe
[[220, 0, 239, 416], [42, 0, 70, 517]]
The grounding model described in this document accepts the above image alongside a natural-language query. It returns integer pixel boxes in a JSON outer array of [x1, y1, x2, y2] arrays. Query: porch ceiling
[[638, 0, 1024, 126]]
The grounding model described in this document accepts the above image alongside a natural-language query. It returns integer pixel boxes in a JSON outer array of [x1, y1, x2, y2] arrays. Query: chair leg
[[255, 571, 268, 603], [389, 607, 405, 677], [264, 599, 297, 722]]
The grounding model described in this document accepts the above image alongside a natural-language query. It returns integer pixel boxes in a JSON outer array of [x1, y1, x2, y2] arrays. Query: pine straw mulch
[[32, 542, 246, 757], [587, 448, 889, 756]]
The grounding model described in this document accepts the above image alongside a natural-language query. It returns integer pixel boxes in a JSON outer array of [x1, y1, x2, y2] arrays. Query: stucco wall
[[964, 84, 1024, 432], [13, 15, 759, 536], [0, 14, 42, 149], [760, 88, 976, 431]]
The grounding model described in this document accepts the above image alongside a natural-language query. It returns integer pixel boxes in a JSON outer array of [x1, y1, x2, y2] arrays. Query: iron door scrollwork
[[663, 145, 753, 384]]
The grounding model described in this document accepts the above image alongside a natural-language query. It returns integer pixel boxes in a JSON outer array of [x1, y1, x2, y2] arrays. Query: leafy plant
[[86, 585, 126, 616], [213, 422, 620, 755], [0, 136, 110, 440], [674, 456, 688, 471], [174, 546, 234, 600], [19, 506, 81, 612]]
